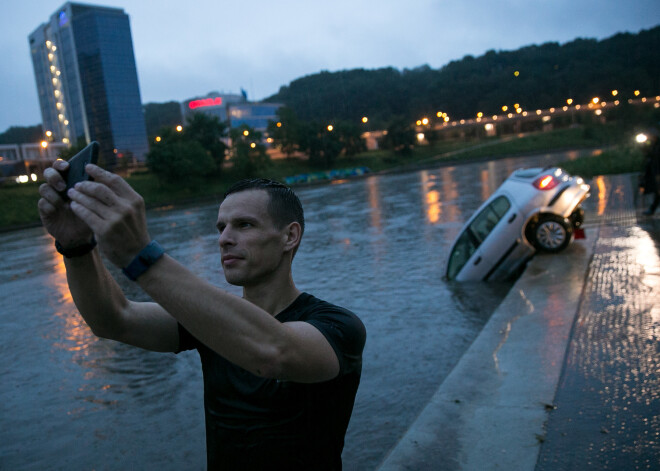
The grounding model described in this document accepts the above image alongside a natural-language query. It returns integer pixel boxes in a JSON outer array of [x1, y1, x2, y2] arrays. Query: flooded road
[[1, 150, 598, 470]]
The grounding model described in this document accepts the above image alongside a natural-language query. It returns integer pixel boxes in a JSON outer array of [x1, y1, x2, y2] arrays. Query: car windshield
[[447, 230, 477, 280]]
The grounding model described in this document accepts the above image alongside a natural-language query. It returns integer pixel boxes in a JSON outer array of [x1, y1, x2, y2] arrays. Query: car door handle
[[473, 256, 482, 265], [508, 213, 517, 223]]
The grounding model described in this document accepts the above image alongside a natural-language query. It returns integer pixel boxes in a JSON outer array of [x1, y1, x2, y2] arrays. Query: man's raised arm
[[38, 159, 180, 353]]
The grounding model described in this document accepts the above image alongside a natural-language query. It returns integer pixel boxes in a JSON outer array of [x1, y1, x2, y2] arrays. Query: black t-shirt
[[177, 292, 366, 470]]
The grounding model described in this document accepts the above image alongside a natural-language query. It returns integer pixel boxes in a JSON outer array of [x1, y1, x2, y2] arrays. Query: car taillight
[[533, 174, 560, 190]]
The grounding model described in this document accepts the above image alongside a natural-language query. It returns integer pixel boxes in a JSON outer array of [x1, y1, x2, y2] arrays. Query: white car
[[445, 167, 590, 282]]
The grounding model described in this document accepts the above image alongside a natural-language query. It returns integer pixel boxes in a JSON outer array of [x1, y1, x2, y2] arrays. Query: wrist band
[[122, 240, 165, 281], [55, 237, 97, 258]]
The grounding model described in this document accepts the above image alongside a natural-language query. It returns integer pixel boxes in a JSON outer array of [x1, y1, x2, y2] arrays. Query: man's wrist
[[122, 240, 166, 281], [55, 237, 97, 258]]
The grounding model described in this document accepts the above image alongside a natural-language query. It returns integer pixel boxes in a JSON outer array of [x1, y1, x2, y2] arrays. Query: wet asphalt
[[536, 176, 660, 470], [379, 173, 660, 470]]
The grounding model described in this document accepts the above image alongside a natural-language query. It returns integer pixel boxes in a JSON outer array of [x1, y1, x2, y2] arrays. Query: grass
[[0, 124, 643, 231]]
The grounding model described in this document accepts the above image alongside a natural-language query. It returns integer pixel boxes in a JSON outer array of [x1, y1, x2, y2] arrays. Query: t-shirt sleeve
[[305, 307, 366, 375], [175, 322, 198, 353]]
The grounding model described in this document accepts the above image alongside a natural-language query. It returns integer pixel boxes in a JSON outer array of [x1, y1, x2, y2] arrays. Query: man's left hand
[[67, 164, 151, 268]]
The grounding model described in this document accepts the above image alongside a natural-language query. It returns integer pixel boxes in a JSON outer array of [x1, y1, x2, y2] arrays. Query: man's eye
[[240, 222, 252, 228]]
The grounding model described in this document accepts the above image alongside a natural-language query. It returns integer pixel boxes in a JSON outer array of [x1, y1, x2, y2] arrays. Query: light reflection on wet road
[[537, 175, 660, 470], [1, 150, 606, 470]]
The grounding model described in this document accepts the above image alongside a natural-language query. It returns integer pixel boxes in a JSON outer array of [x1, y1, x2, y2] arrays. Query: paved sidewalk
[[378, 174, 660, 470], [536, 183, 660, 469]]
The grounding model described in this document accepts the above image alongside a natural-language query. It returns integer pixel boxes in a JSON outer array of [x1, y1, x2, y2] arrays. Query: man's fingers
[[69, 200, 104, 234], [71, 180, 120, 208], [67, 185, 119, 223], [37, 196, 57, 217], [39, 182, 66, 207], [43, 166, 67, 192], [85, 164, 133, 196]]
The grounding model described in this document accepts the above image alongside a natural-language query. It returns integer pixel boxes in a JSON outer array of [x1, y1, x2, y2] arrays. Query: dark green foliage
[[229, 125, 271, 179], [379, 119, 416, 156], [0, 125, 43, 144], [146, 130, 216, 188], [184, 113, 229, 170], [267, 107, 304, 158], [265, 26, 660, 124]]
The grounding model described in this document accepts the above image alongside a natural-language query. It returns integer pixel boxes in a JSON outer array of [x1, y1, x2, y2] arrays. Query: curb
[[377, 229, 598, 470]]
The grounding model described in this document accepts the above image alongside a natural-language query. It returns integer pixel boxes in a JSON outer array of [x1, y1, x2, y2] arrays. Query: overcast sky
[[2, 0, 659, 133]]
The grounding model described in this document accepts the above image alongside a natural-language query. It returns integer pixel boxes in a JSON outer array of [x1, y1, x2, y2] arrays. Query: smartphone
[[59, 141, 99, 199]]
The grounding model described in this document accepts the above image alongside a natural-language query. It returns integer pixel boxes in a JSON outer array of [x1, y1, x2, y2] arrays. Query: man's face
[[216, 190, 288, 286]]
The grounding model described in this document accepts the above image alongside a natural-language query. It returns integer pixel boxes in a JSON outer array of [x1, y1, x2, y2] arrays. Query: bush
[[147, 139, 216, 188]]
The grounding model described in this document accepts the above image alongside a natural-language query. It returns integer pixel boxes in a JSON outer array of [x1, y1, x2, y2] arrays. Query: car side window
[[490, 195, 511, 217], [469, 196, 511, 243]]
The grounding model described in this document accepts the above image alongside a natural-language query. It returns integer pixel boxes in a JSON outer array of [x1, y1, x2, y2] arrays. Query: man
[[38, 162, 366, 470], [641, 129, 660, 216]]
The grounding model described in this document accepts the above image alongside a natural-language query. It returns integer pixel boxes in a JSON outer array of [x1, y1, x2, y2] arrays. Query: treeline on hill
[[265, 26, 660, 127], [3, 26, 658, 144]]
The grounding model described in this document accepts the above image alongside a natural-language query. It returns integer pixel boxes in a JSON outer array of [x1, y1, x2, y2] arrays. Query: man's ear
[[283, 222, 302, 253]]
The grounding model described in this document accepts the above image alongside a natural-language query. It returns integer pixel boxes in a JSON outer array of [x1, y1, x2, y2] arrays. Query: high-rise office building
[[29, 2, 148, 168]]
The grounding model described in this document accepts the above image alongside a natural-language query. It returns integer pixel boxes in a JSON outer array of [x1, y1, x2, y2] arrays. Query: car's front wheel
[[527, 214, 573, 253]]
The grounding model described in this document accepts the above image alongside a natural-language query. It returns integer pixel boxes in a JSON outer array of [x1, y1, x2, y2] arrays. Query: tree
[[229, 125, 271, 179], [183, 113, 229, 171], [267, 107, 303, 158], [380, 119, 416, 156], [146, 129, 216, 188], [335, 121, 367, 157], [299, 122, 344, 168]]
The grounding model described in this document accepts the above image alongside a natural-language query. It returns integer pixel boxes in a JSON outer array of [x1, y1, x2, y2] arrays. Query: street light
[[362, 117, 368, 123], [176, 125, 183, 132]]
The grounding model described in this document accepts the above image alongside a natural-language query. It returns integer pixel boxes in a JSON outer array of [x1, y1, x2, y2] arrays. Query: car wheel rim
[[537, 221, 566, 249]]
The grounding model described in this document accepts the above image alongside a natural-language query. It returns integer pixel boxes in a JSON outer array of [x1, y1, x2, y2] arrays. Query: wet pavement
[[379, 174, 660, 470], [536, 178, 660, 470]]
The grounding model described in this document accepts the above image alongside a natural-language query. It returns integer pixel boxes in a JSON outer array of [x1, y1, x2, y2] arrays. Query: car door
[[456, 195, 522, 280], [471, 195, 527, 280]]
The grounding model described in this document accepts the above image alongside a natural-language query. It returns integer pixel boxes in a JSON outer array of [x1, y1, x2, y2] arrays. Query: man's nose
[[218, 227, 234, 247]]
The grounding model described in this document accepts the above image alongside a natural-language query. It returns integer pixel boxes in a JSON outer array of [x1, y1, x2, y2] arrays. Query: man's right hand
[[38, 159, 94, 248]]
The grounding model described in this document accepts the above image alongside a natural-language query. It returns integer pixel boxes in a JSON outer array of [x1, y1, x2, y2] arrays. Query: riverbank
[[0, 125, 642, 232]]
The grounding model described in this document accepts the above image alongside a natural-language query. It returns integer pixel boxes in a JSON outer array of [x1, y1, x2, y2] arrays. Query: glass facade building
[[29, 3, 148, 168], [182, 92, 282, 132]]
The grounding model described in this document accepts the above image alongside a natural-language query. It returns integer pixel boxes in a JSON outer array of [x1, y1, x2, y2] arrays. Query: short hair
[[223, 178, 305, 237]]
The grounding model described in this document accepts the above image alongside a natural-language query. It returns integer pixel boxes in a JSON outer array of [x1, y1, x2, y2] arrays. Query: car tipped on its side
[[446, 167, 590, 282]]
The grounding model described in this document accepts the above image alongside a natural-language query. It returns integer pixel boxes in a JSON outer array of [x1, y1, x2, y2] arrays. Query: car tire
[[527, 214, 573, 253]]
